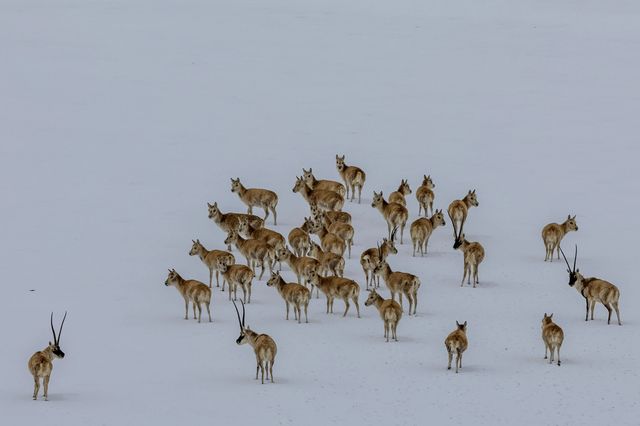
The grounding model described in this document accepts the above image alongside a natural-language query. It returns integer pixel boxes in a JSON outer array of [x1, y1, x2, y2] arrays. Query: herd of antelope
[[29, 155, 625, 398]]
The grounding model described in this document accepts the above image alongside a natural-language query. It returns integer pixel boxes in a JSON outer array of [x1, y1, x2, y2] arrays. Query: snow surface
[[1, 0, 639, 425]]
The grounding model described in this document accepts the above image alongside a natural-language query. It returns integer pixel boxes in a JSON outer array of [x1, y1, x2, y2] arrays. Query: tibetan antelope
[[453, 234, 485, 287], [288, 217, 314, 257], [293, 176, 344, 212], [447, 190, 479, 241], [306, 270, 361, 317], [373, 260, 420, 315], [217, 260, 254, 303], [316, 211, 355, 258], [230, 178, 279, 225], [561, 246, 622, 325], [308, 241, 345, 280], [410, 209, 446, 256], [302, 168, 346, 196], [335, 154, 366, 203], [232, 300, 277, 384], [416, 174, 435, 217], [389, 179, 412, 207], [372, 191, 408, 244], [276, 246, 319, 286], [541, 313, 564, 366], [360, 232, 398, 289], [238, 217, 285, 269], [164, 269, 212, 322], [207, 202, 263, 250], [188, 239, 235, 288], [310, 203, 351, 225], [445, 321, 468, 373], [365, 289, 402, 342], [28, 312, 67, 401], [308, 218, 346, 257], [267, 272, 310, 324], [542, 215, 578, 262], [224, 230, 274, 280]]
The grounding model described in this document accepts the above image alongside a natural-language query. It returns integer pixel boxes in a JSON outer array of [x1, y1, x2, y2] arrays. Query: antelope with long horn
[[232, 300, 277, 384], [365, 289, 402, 342], [416, 174, 435, 217], [453, 234, 485, 288], [444, 321, 468, 373], [447, 190, 479, 241], [371, 191, 408, 244], [389, 179, 412, 207], [230, 178, 279, 225], [360, 231, 398, 289], [164, 269, 212, 323], [28, 312, 67, 400], [541, 313, 564, 366], [335, 154, 366, 203], [266, 271, 311, 324], [560, 246, 622, 325], [542, 215, 578, 262], [188, 239, 235, 288], [302, 168, 346, 197], [410, 209, 446, 256]]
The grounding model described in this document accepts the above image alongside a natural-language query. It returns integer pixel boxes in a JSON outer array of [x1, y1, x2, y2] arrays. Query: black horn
[[232, 300, 243, 330], [559, 246, 572, 273], [56, 311, 67, 344], [50, 312, 57, 344], [573, 245, 577, 272]]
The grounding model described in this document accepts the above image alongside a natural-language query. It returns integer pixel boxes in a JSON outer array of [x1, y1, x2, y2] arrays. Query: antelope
[[389, 179, 412, 207], [293, 176, 344, 212], [164, 269, 212, 323], [365, 289, 402, 342], [560, 246, 622, 325], [316, 211, 355, 258], [302, 168, 346, 197], [238, 217, 285, 270], [310, 203, 351, 224], [224, 230, 274, 280], [275, 246, 319, 288], [410, 209, 446, 257], [444, 321, 468, 373], [217, 260, 254, 303], [306, 270, 361, 317], [371, 191, 408, 244], [542, 215, 578, 262], [541, 313, 564, 366], [28, 312, 67, 401], [232, 300, 277, 384], [416, 174, 435, 217], [207, 201, 263, 250], [230, 178, 279, 225], [288, 217, 314, 257], [447, 190, 479, 241], [188, 239, 235, 288], [308, 218, 346, 257], [453, 234, 485, 287], [308, 241, 345, 280], [335, 154, 366, 203], [360, 231, 398, 289], [373, 260, 420, 315], [267, 272, 310, 324]]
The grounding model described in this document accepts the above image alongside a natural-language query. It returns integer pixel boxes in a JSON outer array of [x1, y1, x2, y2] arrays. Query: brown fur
[[308, 241, 345, 281], [28, 345, 60, 400], [572, 272, 622, 325], [207, 201, 263, 250], [447, 190, 479, 240], [310, 203, 351, 224], [230, 178, 279, 225], [218, 261, 254, 303], [365, 289, 402, 342], [336, 154, 366, 203], [164, 269, 212, 323], [373, 261, 420, 315], [541, 314, 564, 366], [360, 237, 397, 289], [410, 209, 446, 257], [224, 230, 274, 280], [308, 218, 346, 257], [416, 175, 436, 217], [542, 215, 578, 261], [389, 179, 412, 207], [302, 168, 346, 197], [293, 176, 344, 211], [371, 191, 409, 244], [445, 321, 468, 373], [267, 272, 311, 323], [235, 321, 277, 384], [189, 239, 235, 288], [316, 211, 355, 258], [288, 217, 314, 257], [276, 246, 319, 287], [454, 235, 485, 287], [306, 271, 361, 317]]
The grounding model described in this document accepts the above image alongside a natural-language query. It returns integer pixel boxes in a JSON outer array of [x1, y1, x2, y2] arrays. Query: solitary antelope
[[28, 313, 67, 401], [224, 230, 274, 280], [310, 203, 351, 225], [207, 202, 263, 250], [365, 289, 402, 342], [541, 313, 564, 366], [561, 246, 622, 325], [335, 154, 366, 203], [373, 260, 420, 315], [232, 300, 277, 384], [410, 209, 446, 256], [360, 232, 398, 288], [275, 246, 319, 288], [371, 191, 408, 244], [217, 260, 254, 303], [308, 241, 345, 280], [389, 179, 412, 207], [230, 178, 279, 225], [444, 321, 468, 373], [453, 235, 485, 287], [306, 271, 361, 317], [447, 190, 479, 240], [267, 272, 310, 324], [416, 175, 435, 217], [542, 215, 578, 262], [188, 239, 235, 288], [302, 168, 346, 197], [164, 269, 212, 323], [317, 211, 355, 258], [308, 218, 346, 257], [288, 217, 314, 257], [293, 176, 344, 211]]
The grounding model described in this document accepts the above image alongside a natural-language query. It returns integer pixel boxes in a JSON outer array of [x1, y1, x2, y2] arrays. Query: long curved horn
[[232, 300, 243, 331], [50, 312, 57, 343], [573, 245, 577, 272], [56, 311, 67, 344], [240, 300, 246, 327], [391, 226, 398, 242], [559, 246, 571, 272]]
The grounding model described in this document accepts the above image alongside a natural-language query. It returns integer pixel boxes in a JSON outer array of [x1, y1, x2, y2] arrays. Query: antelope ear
[[168, 269, 172, 272], [544, 313, 548, 318], [549, 313, 553, 318], [567, 214, 571, 219], [423, 174, 427, 179], [463, 321, 467, 327], [49, 341, 52, 346], [309, 168, 312, 173], [572, 215, 576, 219], [456, 321, 461, 326], [207, 202, 212, 207]]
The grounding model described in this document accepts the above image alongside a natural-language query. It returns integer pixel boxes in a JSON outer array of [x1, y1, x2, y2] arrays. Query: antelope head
[[224, 230, 239, 246], [565, 215, 578, 231], [542, 313, 554, 327], [371, 191, 384, 208], [466, 189, 479, 207], [292, 176, 306, 193], [302, 168, 315, 185], [364, 289, 381, 306], [48, 312, 67, 359], [422, 174, 435, 189], [189, 239, 202, 256], [335, 154, 346, 172], [456, 320, 467, 332], [230, 178, 242, 193], [207, 201, 220, 219]]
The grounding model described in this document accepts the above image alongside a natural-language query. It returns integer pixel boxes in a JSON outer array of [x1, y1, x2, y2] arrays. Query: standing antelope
[[164, 269, 212, 323], [360, 232, 398, 289], [416, 174, 435, 217], [288, 217, 314, 257], [208, 201, 263, 250], [365, 289, 402, 342], [444, 321, 468, 373], [542, 215, 578, 262], [217, 260, 254, 303], [275, 246, 319, 287], [230, 178, 279, 225], [389, 179, 412, 206], [28, 313, 67, 401], [317, 211, 355, 258], [410, 209, 446, 257], [308, 241, 345, 280], [302, 168, 346, 196], [560, 246, 622, 325], [310, 203, 351, 224], [447, 190, 479, 241], [541, 313, 564, 366], [232, 300, 277, 384], [453, 235, 485, 288], [238, 217, 285, 270], [371, 191, 409, 244], [306, 271, 361, 318], [224, 230, 274, 280], [188, 239, 235, 288], [335, 154, 366, 203], [308, 218, 346, 257], [267, 272, 310, 324], [293, 176, 344, 212], [373, 260, 420, 315]]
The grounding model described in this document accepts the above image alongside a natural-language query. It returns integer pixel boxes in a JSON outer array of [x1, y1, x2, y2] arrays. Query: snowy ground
[[1, 0, 639, 425]]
